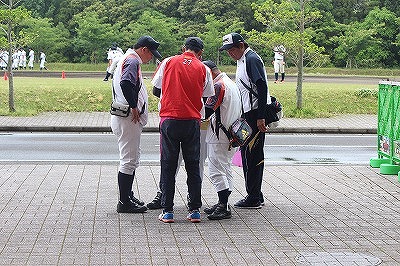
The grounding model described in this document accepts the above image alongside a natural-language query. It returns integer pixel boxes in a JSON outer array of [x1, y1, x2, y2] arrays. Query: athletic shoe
[[158, 211, 174, 223], [130, 191, 145, 206], [147, 191, 162, 209], [207, 204, 232, 220], [117, 200, 147, 213], [274, 80, 278, 83], [234, 197, 262, 209], [187, 210, 201, 223], [204, 203, 219, 215], [280, 80, 284, 83], [103, 78, 108, 82]]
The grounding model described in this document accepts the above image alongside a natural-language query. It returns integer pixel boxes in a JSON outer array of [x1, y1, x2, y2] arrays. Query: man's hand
[[131, 107, 140, 123], [257, 118, 268, 132]]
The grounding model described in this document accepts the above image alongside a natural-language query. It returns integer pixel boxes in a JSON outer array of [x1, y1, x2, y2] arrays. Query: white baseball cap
[[219, 33, 245, 51]]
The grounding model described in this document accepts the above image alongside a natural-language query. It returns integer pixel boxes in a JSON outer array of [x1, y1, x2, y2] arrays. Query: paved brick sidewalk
[[0, 112, 377, 133], [1, 112, 395, 265], [0, 162, 398, 265]]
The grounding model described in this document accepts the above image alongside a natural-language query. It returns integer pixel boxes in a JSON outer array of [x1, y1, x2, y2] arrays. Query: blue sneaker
[[159, 211, 174, 223], [187, 210, 201, 223]]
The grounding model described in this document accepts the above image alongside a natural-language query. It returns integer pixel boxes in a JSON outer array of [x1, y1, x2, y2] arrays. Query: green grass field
[[0, 77, 378, 118]]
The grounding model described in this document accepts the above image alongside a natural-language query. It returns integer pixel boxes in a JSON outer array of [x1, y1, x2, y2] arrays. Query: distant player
[[39, 51, 47, 70], [28, 48, 35, 70], [103, 42, 124, 81], [273, 45, 285, 83]]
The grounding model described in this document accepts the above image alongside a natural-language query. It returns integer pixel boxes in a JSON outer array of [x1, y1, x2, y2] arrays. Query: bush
[[354, 88, 378, 98]]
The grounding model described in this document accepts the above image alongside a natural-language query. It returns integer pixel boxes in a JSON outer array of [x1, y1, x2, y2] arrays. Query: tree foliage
[[252, 0, 325, 109], [0, 0, 394, 67]]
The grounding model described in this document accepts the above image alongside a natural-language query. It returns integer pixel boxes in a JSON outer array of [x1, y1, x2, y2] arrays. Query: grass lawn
[[46, 62, 400, 77], [0, 77, 378, 118]]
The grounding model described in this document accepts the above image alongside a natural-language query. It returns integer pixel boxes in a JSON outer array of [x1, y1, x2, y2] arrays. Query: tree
[[333, 7, 400, 68], [333, 23, 377, 68], [124, 10, 182, 58], [0, 0, 31, 112], [357, 7, 400, 67], [253, 0, 323, 109], [72, 11, 114, 63], [201, 14, 243, 65], [19, 16, 70, 62]]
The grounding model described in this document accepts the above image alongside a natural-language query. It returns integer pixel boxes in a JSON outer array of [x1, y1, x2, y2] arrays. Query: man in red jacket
[[152, 37, 214, 223]]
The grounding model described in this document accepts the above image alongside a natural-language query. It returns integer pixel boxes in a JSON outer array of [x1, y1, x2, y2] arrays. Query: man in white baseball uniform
[[103, 42, 124, 81], [202, 60, 242, 220], [39, 51, 47, 70], [111, 35, 162, 213], [12, 50, 19, 70], [28, 48, 35, 70], [19, 48, 27, 69], [273, 45, 285, 83]]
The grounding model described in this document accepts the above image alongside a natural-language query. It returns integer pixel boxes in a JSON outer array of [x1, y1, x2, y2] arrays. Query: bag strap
[[239, 78, 258, 98], [239, 78, 258, 110], [213, 109, 234, 151]]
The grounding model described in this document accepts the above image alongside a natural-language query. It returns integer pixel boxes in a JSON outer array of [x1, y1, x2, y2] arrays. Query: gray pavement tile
[[0, 163, 399, 265]]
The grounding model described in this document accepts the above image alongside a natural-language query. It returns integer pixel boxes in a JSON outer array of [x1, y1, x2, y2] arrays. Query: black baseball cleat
[[130, 191, 145, 206], [204, 202, 220, 215], [117, 200, 147, 213], [146, 191, 162, 209], [207, 203, 232, 220]]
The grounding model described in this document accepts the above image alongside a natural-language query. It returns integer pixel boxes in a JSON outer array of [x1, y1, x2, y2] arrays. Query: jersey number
[[183, 58, 192, 65]]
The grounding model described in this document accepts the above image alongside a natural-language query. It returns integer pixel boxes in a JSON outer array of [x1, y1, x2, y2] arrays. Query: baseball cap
[[136, 35, 162, 59], [202, 60, 217, 70], [219, 33, 245, 51], [185, 37, 204, 50], [111, 42, 118, 50]]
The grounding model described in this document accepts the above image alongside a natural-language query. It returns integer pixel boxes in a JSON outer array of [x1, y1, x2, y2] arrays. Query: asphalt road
[[0, 132, 376, 164]]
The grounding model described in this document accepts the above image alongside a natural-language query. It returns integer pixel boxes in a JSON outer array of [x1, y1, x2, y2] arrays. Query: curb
[[0, 126, 376, 134]]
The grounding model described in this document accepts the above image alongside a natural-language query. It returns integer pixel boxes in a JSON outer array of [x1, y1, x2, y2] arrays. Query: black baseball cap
[[185, 37, 204, 50], [219, 33, 245, 51], [136, 35, 162, 59], [202, 60, 217, 70]]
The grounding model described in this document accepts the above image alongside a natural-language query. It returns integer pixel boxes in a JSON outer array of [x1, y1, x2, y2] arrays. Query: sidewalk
[[1, 112, 399, 266], [0, 111, 377, 133]]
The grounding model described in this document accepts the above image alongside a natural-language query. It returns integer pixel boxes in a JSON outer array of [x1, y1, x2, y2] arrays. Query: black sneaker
[[146, 191, 162, 209], [117, 200, 147, 213], [204, 202, 219, 215], [130, 191, 144, 206], [207, 204, 232, 220], [234, 196, 262, 209]]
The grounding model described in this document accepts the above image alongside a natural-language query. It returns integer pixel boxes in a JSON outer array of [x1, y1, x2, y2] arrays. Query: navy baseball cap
[[185, 37, 204, 50], [110, 42, 117, 50], [219, 33, 245, 51], [136, 35, 162, 59]]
